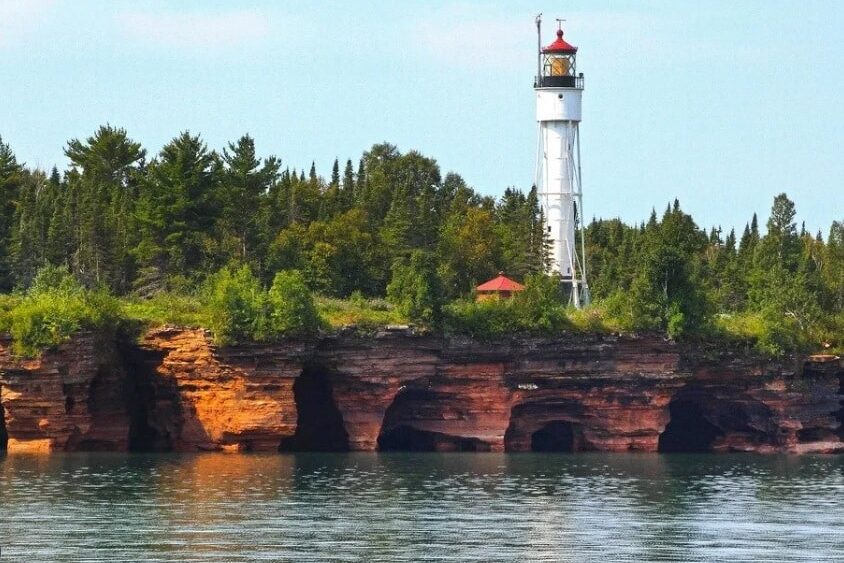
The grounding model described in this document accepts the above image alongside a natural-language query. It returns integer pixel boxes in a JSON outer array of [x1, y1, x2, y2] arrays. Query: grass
[[118, 293, 408, 332], [120, 293, 212, 329], [711, 311, 767, 342], [0, 289, 120, 357], [566, 304, 629, 334], [316, 296, 407, 329]]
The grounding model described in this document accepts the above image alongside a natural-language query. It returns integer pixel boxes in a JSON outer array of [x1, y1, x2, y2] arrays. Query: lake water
[[1, 453, 842, 562]]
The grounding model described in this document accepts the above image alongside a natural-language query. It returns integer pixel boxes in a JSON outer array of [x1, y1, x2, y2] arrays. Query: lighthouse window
[[558, 94, 563, 99]]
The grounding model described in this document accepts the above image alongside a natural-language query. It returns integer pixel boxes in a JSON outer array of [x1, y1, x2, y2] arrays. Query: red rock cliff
[[1, 328, 841, 454], [0, 332, 130, 453], [129, 327, 312, 452]]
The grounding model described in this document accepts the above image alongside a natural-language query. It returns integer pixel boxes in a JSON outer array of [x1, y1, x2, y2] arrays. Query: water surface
[[1, 453, 842, 562]]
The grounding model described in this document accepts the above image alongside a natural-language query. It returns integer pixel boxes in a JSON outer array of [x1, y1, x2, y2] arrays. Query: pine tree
[[133, 132, 218, 293], [219, 134, 280, 265], [0, 136, 23, 290], [318, 158, 341, 220], [63, 125, 145, 291], [340, 159, 355, 211]]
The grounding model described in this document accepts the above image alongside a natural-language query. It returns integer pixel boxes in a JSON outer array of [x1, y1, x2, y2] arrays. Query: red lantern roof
[[476, 273, 525, 292], [542, 28, 577, 54]]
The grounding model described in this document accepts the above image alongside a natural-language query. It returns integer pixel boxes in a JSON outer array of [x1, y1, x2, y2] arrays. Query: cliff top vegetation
[[0, 128, 842, 357]]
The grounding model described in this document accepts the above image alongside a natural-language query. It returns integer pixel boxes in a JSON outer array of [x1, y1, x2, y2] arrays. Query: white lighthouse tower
[[534, 16, 590, 307]]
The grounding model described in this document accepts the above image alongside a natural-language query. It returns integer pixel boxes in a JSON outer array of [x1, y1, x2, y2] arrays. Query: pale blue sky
[[1, 1, 842, 234]]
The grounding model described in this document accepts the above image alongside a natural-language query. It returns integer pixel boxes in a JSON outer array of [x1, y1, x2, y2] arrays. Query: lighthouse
[[534, 16, 590, 307]]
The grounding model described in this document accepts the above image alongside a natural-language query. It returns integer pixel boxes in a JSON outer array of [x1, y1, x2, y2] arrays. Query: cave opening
[[0, 392, 7, 452], [796, 427, 832, 443], [378, 425, 490, 452], [658, 399, 724, 453], [123, 345, 170, 452], [280, 363, 348, 452], [530, 421, 576, 452], [377, 387, 491, 452]]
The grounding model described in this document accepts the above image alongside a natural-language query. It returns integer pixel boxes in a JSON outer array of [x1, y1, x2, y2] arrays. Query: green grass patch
[[317, 295, 406, 330], [119, 293, 212, 329]]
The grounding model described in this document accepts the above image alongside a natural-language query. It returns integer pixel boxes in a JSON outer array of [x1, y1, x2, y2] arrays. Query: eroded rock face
[[659, 361, 844, 454], [0, 333, 130, 453], [500, 335, 684, 452], [130, 327, 311, 452], [1, 328, 841, 454], [322, 333, 685, 453], [315, 333, 442, 451]]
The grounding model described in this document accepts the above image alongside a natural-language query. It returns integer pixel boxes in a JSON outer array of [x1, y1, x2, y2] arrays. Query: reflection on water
[[1, 453, 842, 562]]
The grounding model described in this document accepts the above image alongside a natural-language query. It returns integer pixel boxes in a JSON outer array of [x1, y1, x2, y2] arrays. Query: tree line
[[0, 126, 841, 354], [0, 126, 547, 299]]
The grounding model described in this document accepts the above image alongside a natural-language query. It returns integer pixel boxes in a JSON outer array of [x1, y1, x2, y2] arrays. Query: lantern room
[[539, 26, 580, 88]]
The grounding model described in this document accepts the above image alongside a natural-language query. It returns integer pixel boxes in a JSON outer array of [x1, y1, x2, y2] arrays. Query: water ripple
[[1, 453, 842, 562]]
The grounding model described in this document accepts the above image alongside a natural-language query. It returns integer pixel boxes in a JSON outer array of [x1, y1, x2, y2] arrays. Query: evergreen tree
[[133, 132, 218, 293], [0, 137, 23, 290], [386, 249, 443, 326], [340, 158, 355, 211], [219, 134, 280, 265], [64, 125, 145, 291]]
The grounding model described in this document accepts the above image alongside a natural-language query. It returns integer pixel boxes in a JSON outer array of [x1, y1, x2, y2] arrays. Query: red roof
[[476, 273, 525, 292], [542, 29, 577, 54]]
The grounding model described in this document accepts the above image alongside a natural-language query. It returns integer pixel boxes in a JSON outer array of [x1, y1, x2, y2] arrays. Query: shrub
[[511, 273, 570, 332], [4, 266, 120, 357], [29, 264, 79, 294], [567, 304, 622, 333], [444, 298, 519, 339], [205, 265, 264, 345], [755, 306, 804, 357], [266, 270, 323, 337]]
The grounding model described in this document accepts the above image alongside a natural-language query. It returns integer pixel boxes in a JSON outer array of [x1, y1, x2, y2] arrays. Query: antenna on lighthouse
[[533, 17, 590, 308], [535, 14, 542, 83]]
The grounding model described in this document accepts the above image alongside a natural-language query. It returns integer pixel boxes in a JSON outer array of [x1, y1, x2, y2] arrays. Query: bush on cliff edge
[[266, 270, 323, 337], [204, 266, 323, 344], [0, 265, 120, 357], [205, 265, 265, 345]]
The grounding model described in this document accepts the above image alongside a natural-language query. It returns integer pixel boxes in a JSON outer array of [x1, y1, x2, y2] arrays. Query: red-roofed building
[[475, 273, 525, 301]]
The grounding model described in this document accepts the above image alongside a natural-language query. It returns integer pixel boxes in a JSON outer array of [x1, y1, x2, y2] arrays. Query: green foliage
[[444, 274, 576, 338], [0, 129, 841, 354], [711, 310, 806, 358], [266, 270, 323, 337], [438, 206, 500, 297], [119, 293, 211, 328], [1, 266, 119, 357], [133, 131, 219, 292], [387, 250, 443, 326], [510, 273, 570, 333], [317, 296, 405, 330], [443, 298, 520, 339], [566, 303, 626, 333], [205, 265, 264, 345]]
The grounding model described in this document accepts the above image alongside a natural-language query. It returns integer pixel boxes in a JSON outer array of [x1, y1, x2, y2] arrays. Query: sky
[[1, 0, 842, 235]]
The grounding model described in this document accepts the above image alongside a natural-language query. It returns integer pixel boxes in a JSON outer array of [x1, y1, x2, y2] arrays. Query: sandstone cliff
[[1, 328, 841, 454], [0, 332, 130, 453]]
